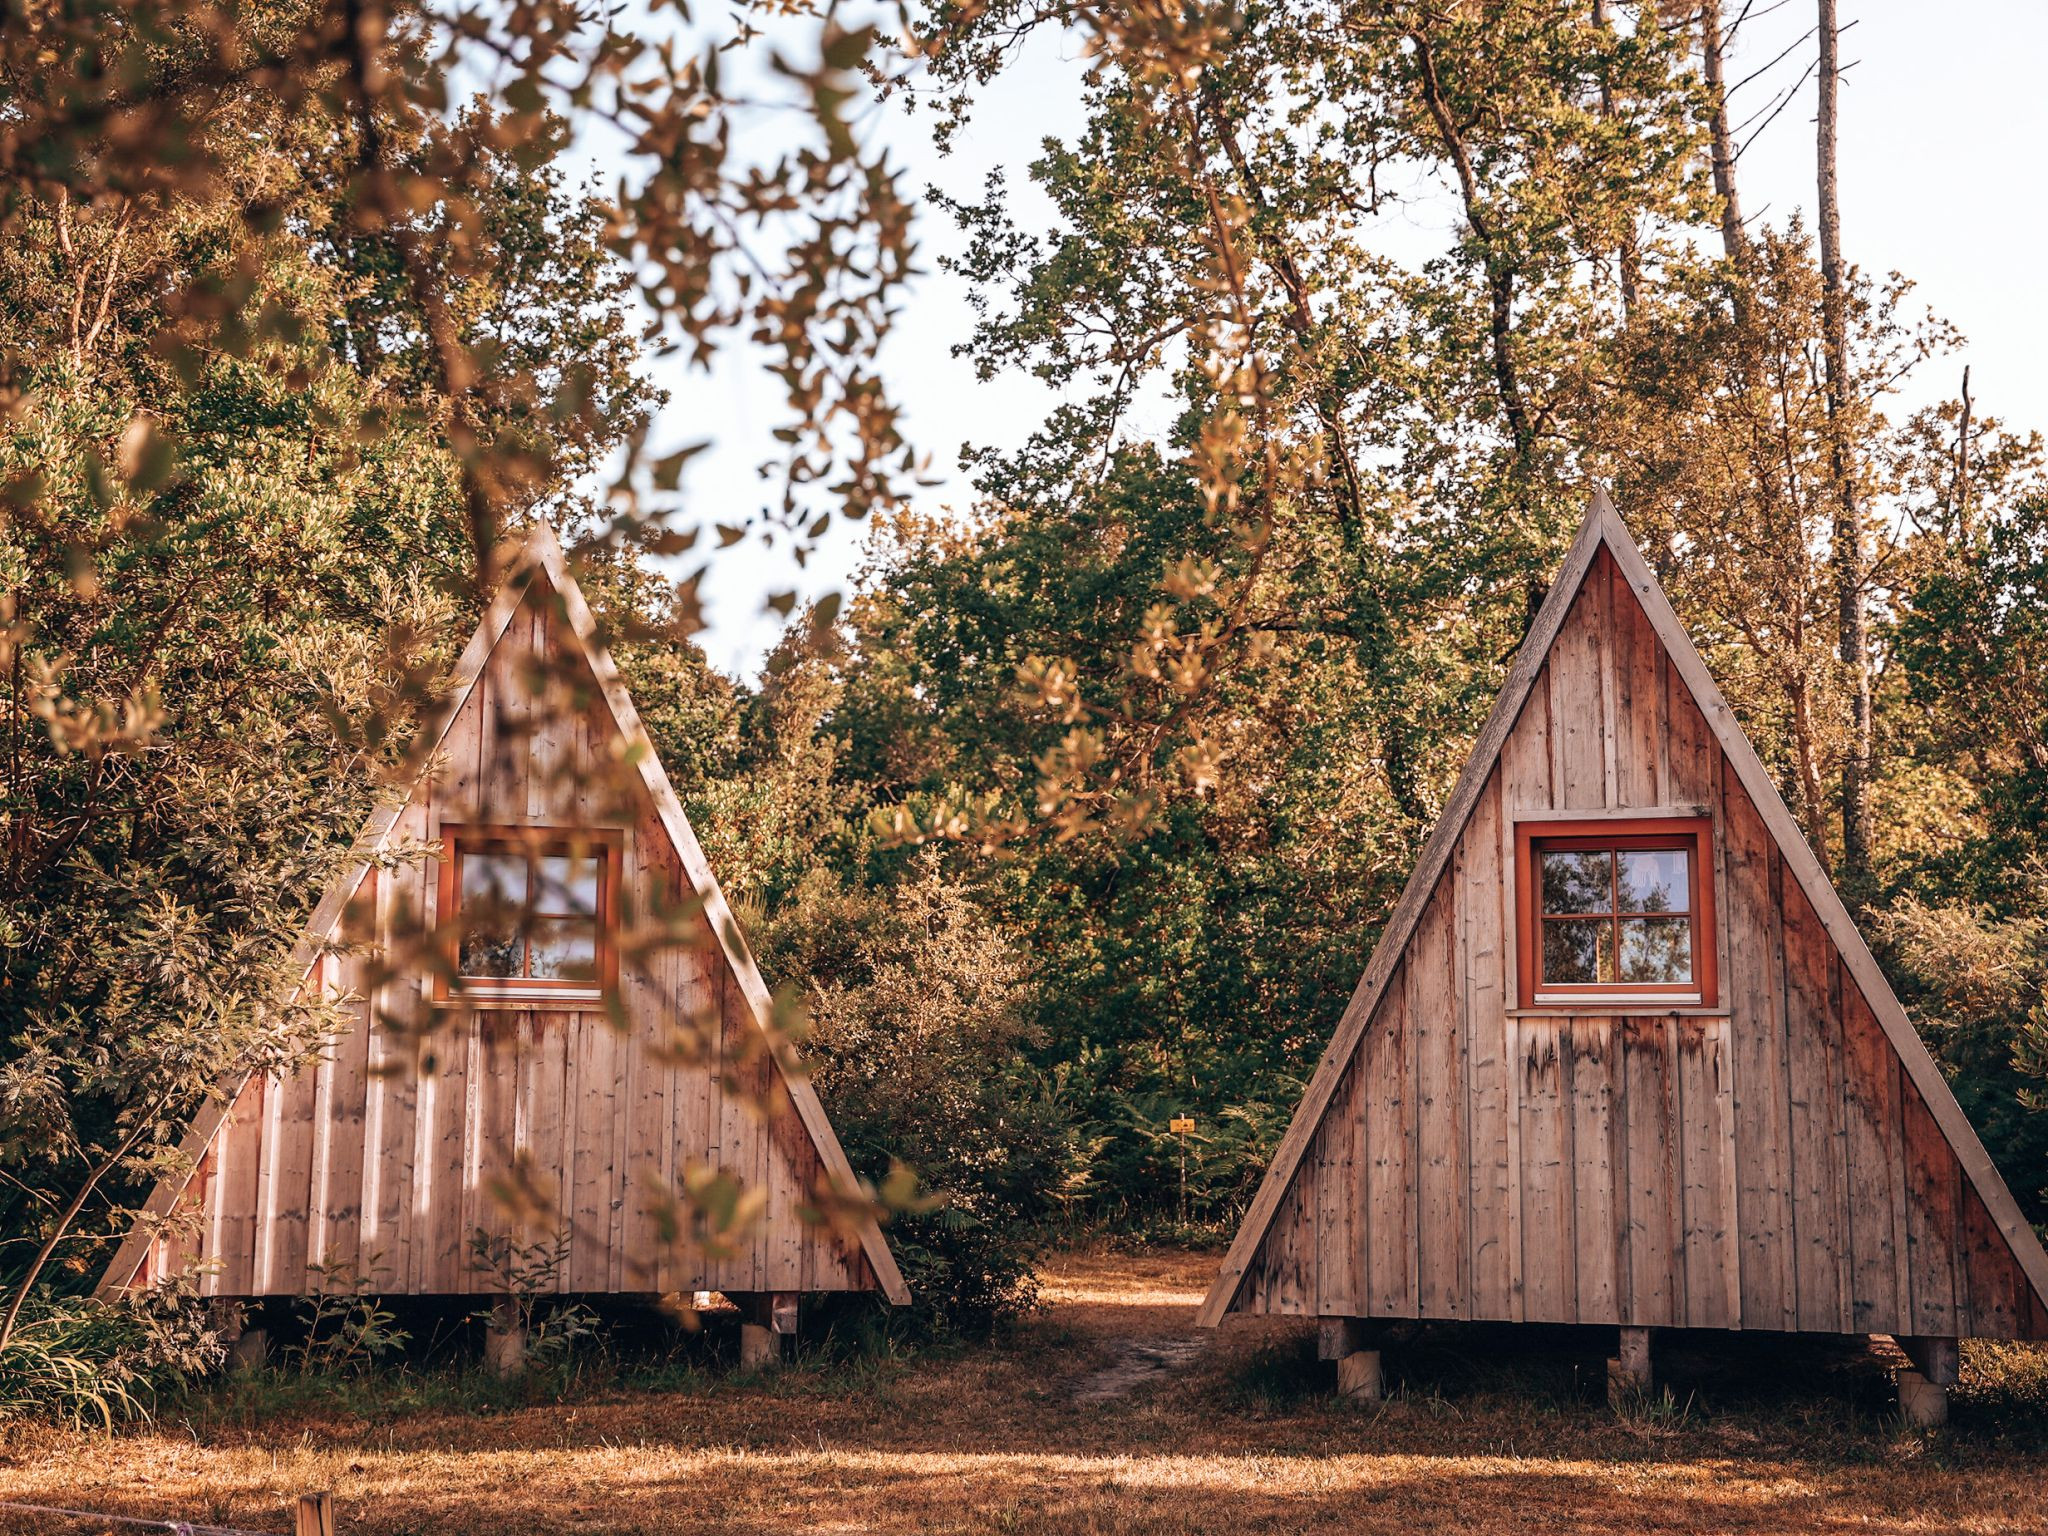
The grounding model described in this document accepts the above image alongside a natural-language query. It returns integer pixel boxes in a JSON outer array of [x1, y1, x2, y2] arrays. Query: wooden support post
[[1895, 1334, 1959, 1387], [1318, 1317, 1381, 1400], [294, 1491, 336, 1536], [1607, 1326, 1652, 1404], [484, 1296, 526, 1377]]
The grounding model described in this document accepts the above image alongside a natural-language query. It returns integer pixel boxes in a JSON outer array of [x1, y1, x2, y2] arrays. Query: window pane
[[1542, 917, 1614, 984], [530, 919, 598, 981], [536, 852, 601, 916], [459, 926, 522, 978], [1618, 849, 1690, 913], [461, 850, 527, 910], [1540, 850, 1612, 914], [1620, 917, 1694, 983]]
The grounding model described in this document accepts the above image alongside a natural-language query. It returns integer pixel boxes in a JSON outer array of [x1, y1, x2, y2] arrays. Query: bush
[[0, 1275, 224, 1427], [766, 852, 1069, 1334]]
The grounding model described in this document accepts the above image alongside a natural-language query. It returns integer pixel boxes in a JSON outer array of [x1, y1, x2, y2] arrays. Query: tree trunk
[[1591, 0, 1639, 315], [1702, 0, 1749, 271], [1817, 0, 1871, 889]]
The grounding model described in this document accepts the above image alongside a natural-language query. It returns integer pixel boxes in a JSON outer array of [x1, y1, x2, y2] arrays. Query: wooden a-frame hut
[[1199, 493, 2048, 1419], [98, 523, 908, 1359]]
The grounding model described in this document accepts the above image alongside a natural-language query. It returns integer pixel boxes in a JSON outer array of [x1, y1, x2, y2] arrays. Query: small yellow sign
[[1169, 1116, 1196, 1135]]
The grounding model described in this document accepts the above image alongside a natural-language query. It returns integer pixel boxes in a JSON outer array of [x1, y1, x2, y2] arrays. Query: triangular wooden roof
[[1198, 490, 2048, 1328], [99, 523, 908, 1304]]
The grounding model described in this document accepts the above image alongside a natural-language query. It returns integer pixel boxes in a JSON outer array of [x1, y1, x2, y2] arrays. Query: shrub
[[0, 1275, 224, 1427], [766, 852, 1068, 1334]]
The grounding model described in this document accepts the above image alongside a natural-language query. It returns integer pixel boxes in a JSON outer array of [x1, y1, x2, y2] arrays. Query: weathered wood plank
[[1412, 881, 1467, 1318], [1663, 653, 1715, 808], [1839, 979, 1907, 1333], [1623, 1016, 1683, 1326], [1723, 775, 1796, 1330], [1365, 968, 1414, 1318], [1516, 1017, 1576, 1322], [316, 886, 377, 1283], [1569, 1018, 1624, 1323], [1553, 581, 1607, 811], [1962, 1185, 2022, 1339], [1463, 770, 1513, 1320], [216, 1078, 265, 1295], [1674, 1014, 1738, 1328], [268, 1045, 320, 1292], [1902, 1080, 1963, 1336], [569, 1011, 615, 1292], [1610, 554, 1663, 809], [1314, 1061, 1358, 1316], [1782, 874, 1849, 1331]]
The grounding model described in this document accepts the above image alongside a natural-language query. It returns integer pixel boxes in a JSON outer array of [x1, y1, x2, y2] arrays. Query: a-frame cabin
[[1200, 494, 2048, 1413], [98, 524, 908, 1351]]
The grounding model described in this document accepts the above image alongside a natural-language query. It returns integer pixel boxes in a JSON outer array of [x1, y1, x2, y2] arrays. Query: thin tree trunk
[[1591, 0, 1638, 315], [1817, 0, 1871, 887], [0, 1116, 154, 1352], [1702, 0, 1749, 271]]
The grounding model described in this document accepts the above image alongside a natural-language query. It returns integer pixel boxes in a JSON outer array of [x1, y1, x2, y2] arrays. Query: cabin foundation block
[[1607, 1327, 1652, 1403], [212, 1302, 269, 1374], [1336, 1349, 1383, 1401], [1318, 1318, 1381, 1400], [739, 1292, 799, 1369], [1898, 1370, 1948, 1428], [484, 1297, 527, 1377]]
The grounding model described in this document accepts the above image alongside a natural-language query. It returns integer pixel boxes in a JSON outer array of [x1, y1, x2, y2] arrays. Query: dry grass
[[3, 1247, 2046, 1535]]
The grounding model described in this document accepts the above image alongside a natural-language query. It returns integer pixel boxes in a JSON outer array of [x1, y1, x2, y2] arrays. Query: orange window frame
[[1513, 816, 1718, 1009], [434, 824, 623, 1004]]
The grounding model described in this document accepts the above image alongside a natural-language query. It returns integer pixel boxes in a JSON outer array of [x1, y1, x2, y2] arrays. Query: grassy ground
[[3, 1246, 2047, 1535]]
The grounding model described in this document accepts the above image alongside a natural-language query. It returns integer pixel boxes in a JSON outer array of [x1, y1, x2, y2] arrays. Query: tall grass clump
[[0, 1277, 225, 1428]]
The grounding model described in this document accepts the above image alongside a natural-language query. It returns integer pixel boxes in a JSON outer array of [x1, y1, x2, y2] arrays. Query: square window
[[1517, 817, 1716, 1008], [437, 827, 619, 1002]]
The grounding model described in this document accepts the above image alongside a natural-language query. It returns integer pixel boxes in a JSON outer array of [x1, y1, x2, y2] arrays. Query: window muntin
[[1515, 817, 1716, 1008], [438, 826, 619, 1001]]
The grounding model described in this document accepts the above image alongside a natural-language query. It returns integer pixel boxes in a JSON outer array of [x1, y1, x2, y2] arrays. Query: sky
[[640, 3, 2048, 676]]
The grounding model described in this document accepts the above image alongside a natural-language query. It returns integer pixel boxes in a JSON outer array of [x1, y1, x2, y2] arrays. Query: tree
[[0, 0, 925, 1339], [1816, 0, 1874, 890]]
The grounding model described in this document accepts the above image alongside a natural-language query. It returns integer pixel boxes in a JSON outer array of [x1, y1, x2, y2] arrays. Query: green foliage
[[466, 1229, 603, 1372], [290, 1264, 413, 1376], [765, 852, 1064, 1333], [0, 1275, 223, 1427]]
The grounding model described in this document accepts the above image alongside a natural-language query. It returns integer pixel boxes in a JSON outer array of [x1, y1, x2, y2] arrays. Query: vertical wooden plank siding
[[1902, 1079, 1964, 1335], [1569, 1020, 1623, 1321], [1610, 555, 1662, 808], [1622, 1017, 1683, 1324], [1675, 1015, 1739, 1327], [1723, 778, 1798, 1330], [1412, 882, 1466, 1319], [1516, 1018, 1575, 1321], [1364, 969, 1414, 1317], [1463, 771, 1514, 1320], [1553, 579, 1607, 810]]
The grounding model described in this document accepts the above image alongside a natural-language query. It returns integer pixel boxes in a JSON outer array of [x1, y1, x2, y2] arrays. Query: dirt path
[[1038, 1248, 1212, 1404]]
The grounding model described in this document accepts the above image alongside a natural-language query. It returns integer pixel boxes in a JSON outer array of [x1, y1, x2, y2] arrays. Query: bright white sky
[[641, 2, 2048, 676]]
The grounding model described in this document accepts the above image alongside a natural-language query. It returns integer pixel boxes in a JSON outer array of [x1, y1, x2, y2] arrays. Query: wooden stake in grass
[[295, 1491, 336, 1536]]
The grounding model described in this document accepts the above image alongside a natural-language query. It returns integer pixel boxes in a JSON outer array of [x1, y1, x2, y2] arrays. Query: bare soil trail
[[2, 1247, 2046, 1535]]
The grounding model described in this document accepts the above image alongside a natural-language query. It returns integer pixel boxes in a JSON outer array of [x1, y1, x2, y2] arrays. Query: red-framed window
[[435, 825, 621, 1003], [1513, 817, 1717, 1008]]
